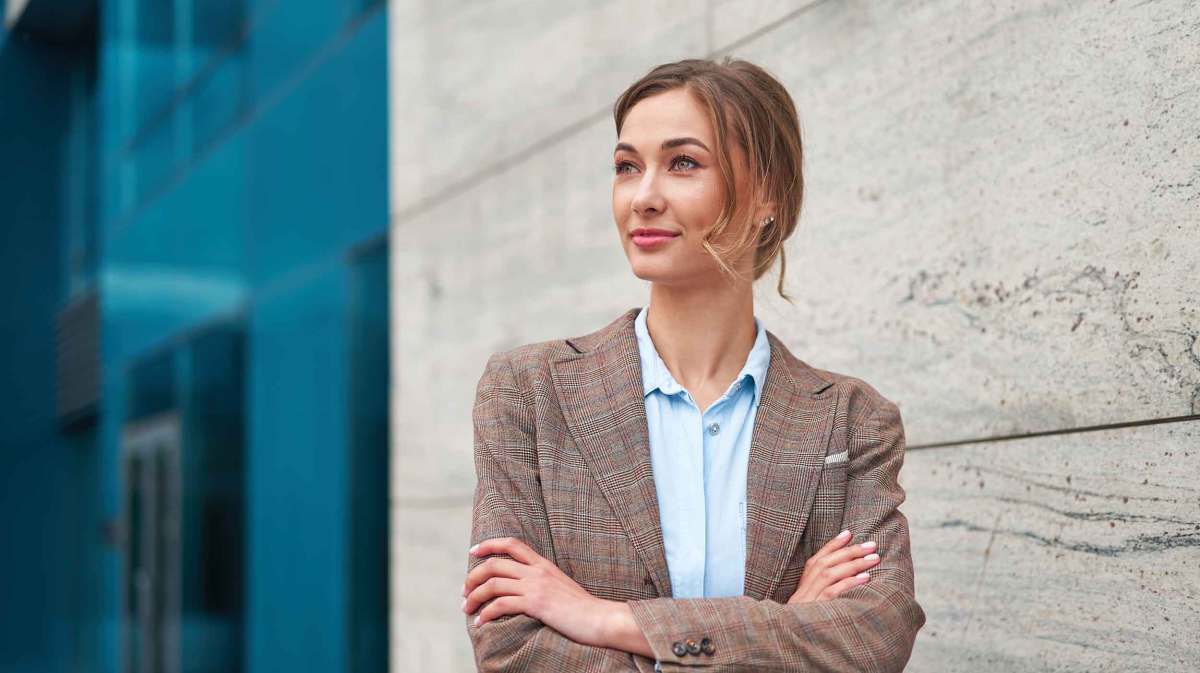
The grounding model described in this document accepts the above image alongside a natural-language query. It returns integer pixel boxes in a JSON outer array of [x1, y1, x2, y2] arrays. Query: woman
[[461, 58, 925, 672]]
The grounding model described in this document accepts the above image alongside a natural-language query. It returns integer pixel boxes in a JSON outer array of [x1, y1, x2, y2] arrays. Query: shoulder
[[777, 355, 908, 468], [473, 339, 562, 400], [476, 307, 640, 391], [477, 338, 569, 393], [815, 367, 906, 452], [770, 336, 900, 429], [815, 365, 895, 414]]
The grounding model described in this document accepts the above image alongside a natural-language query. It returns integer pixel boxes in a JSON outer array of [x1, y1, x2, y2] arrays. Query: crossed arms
[[465, 351, 926, 672]]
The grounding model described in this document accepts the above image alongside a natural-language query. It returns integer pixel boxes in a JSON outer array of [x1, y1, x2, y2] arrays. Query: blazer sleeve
[[466, 351, 649, 672], [625, 394, 927, 673]]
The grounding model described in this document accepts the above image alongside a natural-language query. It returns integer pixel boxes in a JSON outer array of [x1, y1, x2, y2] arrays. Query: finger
[[470, 536, 545, 566], [820, 540, 879, 568], [817, 571, 871, 601], [818, 552, 881, 588], [473, 595, 526, 628], [847, 552, 881, 573], [464, 557, 529, 597], [463, 576, 521, 615], [812, 529, 853, 559], [794, 549, 880, 605], [803, 539, 874, 581]]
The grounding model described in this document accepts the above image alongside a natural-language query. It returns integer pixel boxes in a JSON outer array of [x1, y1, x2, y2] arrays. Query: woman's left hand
[[462, 536, 620, 648]]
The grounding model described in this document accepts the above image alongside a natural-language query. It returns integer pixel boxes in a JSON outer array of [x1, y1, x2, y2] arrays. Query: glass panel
[[193, 0, 245, 52], [188, 0, 247, 156], [180, 322, 245, 673], [126, 455, 144, 673], [123, 414, 181, 673], [123, 317, 245, 673], [133, 111, 178, 207], [128, 350, 175, 421], [347, 241, 389, 672], [191, 52, 245, 154], [64, 49, 100, 299], [133, 0, 176, 137], [148, 451, 166, 673]]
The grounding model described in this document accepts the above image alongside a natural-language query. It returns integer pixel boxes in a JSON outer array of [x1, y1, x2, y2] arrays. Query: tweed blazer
[[466, 307, 926, 672]]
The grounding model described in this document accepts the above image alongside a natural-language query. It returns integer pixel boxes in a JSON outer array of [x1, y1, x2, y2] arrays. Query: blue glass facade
[[0, 1, 390, 671]]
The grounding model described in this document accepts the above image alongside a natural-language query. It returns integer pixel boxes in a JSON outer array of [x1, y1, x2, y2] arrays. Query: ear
[[753, 198, 779, 224]]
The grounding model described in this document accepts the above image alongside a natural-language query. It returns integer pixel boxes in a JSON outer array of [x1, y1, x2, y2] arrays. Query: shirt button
[[672, 641, 688, 657], [700, 637, 715, 655], [707, 422, 720, 435], [686, 639, 701, 655]]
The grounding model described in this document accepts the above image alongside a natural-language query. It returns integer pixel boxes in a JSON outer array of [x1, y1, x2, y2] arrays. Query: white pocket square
[[824, 450, 849, 465]]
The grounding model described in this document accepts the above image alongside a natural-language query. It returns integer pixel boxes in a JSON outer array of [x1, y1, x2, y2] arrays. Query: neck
[[644, 277, 757, 394]]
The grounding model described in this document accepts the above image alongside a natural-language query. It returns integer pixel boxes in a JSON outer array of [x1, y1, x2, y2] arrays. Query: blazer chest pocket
[[779, 459, 850, 600], [807, 453, 849, 546]]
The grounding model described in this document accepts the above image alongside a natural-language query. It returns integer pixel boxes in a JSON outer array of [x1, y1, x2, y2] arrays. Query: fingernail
[[864, 553, 879, 561], [461, 583, 466, 596], [461, 598, 467, 611], [837, 529, 850, 539], [474, 615, 481, 626], [469, 544, 479, 554], [856, 572, 870, 579], [861, 540, 877, 550]]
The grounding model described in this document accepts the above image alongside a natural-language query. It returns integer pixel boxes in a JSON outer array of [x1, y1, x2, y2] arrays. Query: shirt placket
[[699, 384, 737, 596], [680, 390, 707, 599]]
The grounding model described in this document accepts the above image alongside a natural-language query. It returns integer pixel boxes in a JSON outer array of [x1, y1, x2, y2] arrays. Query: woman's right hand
[[787, 529, 881, 604]]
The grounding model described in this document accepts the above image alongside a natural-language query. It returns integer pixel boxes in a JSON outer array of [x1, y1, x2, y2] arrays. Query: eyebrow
[[614, 137, 711, 155]]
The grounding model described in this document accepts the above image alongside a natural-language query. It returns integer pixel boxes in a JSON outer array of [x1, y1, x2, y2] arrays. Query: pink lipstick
[[631, 227, 681, 249]]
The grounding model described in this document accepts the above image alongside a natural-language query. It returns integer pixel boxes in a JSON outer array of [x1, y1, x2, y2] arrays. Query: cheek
[[612, 183, 638, 227], [674, 180, 723, 229]]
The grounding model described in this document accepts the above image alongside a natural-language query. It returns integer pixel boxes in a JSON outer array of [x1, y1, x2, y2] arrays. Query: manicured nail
[[856, 572, 870, 579], [461, 598, 467, 611], [474, 615, 481, 626], [864, 553, 879, 562], [469, 544, 479, 554], [861, 541, 877, 550], [837, 529, 850, 539], [461, 583, 467, 596]]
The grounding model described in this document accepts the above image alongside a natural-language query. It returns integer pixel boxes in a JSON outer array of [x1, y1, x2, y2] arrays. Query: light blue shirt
[[634, 304, 770, 600]]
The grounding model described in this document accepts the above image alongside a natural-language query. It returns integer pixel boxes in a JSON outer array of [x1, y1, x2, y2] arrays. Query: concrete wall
[[387, 1, 1199, 670]]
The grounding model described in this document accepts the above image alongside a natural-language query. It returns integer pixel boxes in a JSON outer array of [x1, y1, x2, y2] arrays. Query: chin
[[628, 262, 681, 286], [628, 263, 664, 284]]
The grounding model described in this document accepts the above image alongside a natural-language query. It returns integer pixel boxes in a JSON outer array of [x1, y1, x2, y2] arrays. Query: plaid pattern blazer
[[466, 307, 926, 672]]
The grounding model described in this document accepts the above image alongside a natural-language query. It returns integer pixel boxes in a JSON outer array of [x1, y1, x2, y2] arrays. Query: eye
[[614, 160, 638, 175], [671, 155, 700, 171]]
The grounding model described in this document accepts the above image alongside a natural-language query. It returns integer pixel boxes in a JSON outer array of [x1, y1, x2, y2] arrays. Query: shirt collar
[[633, 304, 770, 405]]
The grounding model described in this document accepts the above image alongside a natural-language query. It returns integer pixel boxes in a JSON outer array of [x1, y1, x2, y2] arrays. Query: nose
[[630, 168, 666, 218]]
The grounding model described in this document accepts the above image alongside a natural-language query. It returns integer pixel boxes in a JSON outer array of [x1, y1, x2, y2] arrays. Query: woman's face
[[612, 87, 758, 287]]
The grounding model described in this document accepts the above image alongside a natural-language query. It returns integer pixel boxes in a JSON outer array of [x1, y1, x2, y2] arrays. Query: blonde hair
[[613, 57, 805, 301]]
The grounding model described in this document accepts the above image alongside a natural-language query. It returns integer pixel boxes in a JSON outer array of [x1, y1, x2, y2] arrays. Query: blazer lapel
[[742, 332, 839, 600], [550, 308, 674, 597]]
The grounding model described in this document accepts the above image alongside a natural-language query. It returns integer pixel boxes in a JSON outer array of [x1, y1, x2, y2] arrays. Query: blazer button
[[700, 637, 715, 655], [671, 641, 688, 657], [685, 639, 701, 655]]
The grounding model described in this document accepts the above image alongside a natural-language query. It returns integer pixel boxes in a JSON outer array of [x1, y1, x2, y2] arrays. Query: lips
[[631, 227, 680, 238], [631, 227, 680, 249]]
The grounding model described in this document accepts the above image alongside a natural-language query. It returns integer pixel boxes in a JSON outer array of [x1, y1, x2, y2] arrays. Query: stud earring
[[759, 216, 775, 227]]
